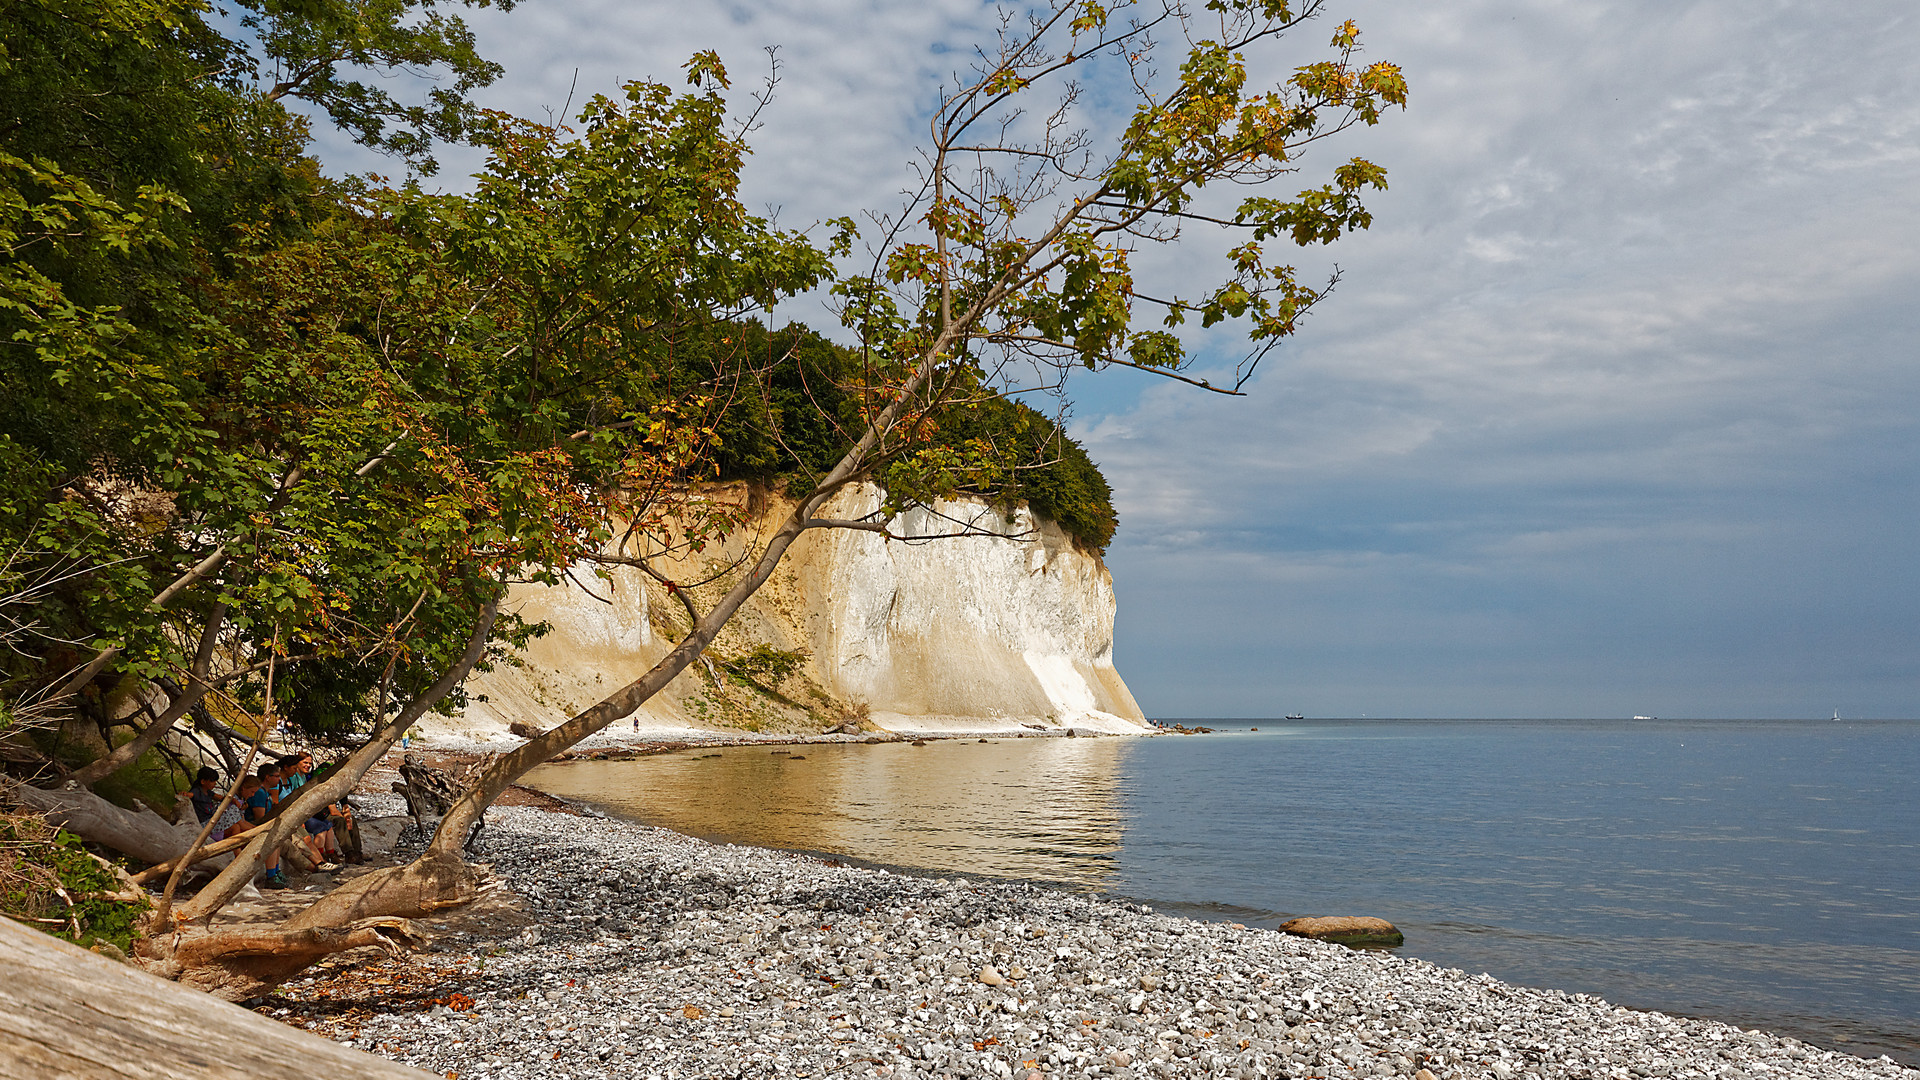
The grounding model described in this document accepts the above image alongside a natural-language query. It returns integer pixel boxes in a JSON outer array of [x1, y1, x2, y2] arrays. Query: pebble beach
[[269, 799, 1920, 1080]]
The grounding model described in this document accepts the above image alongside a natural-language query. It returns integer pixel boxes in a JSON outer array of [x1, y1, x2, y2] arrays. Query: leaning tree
[[171, 0, 1405, 994]]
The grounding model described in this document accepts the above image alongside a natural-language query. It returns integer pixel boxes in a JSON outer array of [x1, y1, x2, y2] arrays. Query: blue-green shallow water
[[525, 719, 1920, 1064]]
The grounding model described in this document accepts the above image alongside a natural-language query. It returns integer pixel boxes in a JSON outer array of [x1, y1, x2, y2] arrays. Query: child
[[212, 776, 251, 840], [241, 771, 289, 889]]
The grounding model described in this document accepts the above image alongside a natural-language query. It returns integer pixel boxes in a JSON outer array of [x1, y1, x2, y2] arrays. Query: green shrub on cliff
[[692, 321, 1117, 552]]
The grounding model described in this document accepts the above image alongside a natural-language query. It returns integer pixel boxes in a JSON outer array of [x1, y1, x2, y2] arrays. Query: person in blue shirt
[[242, 768, 288, 889], [258, 760, 293, 805], [277, 752, 312, 791], [274, 752, 344, 869]]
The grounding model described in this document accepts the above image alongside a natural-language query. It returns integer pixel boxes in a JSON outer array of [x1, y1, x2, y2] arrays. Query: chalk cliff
[[432, 483, 1148, 742]]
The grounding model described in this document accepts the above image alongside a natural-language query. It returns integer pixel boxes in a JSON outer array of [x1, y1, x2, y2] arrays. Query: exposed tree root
[[139, 917, 432, 1000], [284, 849, 484, 931]]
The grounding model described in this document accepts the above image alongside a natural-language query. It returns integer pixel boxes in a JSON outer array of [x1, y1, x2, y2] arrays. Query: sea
[[523, 719, 1920, 1065]]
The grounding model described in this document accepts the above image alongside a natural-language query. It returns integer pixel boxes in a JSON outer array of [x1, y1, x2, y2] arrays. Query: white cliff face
[[807, 487, 1142, 731], [437, 483, 1147, 743]]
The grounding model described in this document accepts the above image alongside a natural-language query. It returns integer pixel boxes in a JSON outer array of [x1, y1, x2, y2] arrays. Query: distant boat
[[1832, 709, 1842, 722], [1284, 714, 1304, 721], [1632, 715, 1656, 721]]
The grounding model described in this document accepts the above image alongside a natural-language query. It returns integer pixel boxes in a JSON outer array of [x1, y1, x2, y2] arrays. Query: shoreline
[[264, 797, 1917, 1080], [411, 710, 1166, 758], [411, 721, 1170, 763]]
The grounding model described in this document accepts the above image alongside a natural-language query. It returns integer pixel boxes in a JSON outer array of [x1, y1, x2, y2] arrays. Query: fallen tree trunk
[[8, 782, 228, 871], [282, 849, 484, 930], [130, 827, 260, 885], [0, 915, 432, 1077]]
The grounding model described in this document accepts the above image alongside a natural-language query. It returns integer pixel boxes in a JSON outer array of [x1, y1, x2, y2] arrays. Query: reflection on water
[[526, 720, 1920, 1066], [525, 738, 1135, 888]]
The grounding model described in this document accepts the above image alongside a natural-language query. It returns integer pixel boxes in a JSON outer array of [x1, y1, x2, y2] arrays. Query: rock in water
[[1278, 916, 1405, 947]]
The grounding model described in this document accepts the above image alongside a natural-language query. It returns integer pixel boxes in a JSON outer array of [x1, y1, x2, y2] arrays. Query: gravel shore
[[274, 803, 1918, 1080]]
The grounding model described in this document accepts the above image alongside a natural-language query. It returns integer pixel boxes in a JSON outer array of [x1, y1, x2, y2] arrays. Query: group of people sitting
[[188, 751, 365, 890]]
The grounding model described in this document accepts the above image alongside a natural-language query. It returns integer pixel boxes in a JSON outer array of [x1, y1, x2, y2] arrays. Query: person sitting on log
[[304, 758, 366, 864], [275, 752, 344, 869], [300, 812, 343, 871], [189, 767, 222, 823], [212, 776, 251, 840], [241, 770, 290, 889], [278, 752, 313, 790], [254, 762, 286, 813]]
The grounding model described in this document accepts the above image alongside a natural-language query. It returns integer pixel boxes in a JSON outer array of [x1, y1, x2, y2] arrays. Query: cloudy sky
[[311, 1, 1920, 719]]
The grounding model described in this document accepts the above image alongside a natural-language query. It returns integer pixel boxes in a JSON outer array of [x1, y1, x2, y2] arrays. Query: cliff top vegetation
[[694, 321, 1117, 553]]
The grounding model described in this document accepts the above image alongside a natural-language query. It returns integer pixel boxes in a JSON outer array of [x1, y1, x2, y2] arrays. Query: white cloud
[[1082, 0, 1920, 716], [305, 0, 1920, 717]]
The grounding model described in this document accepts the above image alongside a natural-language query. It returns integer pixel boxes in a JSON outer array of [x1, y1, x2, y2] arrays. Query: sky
[[306, 1, 1920, 720]]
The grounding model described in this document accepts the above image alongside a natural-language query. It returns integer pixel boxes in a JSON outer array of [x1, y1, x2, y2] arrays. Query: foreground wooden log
[[0, 916, 431, 1080]]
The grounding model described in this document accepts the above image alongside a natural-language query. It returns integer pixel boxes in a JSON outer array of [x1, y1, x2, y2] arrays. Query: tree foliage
[[2, 0, 835, 763]]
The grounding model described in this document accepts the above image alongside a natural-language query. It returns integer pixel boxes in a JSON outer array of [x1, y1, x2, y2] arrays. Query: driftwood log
[[0, 915, 431, 1079], [390, 754, 486, 849], [7, 783, 228, 871]]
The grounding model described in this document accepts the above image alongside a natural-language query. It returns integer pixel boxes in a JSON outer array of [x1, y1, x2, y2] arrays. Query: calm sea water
[[525, 719, 1920, 1064]]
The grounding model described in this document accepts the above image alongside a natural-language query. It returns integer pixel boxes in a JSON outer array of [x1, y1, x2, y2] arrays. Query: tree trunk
[[8, 781, 226, 870], [425, 489, 823, 857], [68, 606, 226, 789], [304, 345, 957, 943], [191, 695, 246, 778], [415, 343, 955, 862]]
